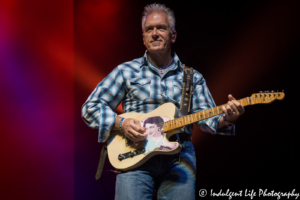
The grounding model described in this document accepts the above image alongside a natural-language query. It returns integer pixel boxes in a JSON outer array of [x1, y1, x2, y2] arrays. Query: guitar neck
[[162, 92, 285, 132]]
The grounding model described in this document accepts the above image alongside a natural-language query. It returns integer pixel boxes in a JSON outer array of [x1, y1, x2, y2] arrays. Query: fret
[[188, 115, 192, 123], [237, 100, 241, 105], [195, 113, 199, 121], [168, 121, 172, 129], [204, 110, 208, 118], [169, 121, 173, 129], [244, 98, 248, 106], [241, 98, 245, 106], [163, 123, 168, 132], [209, 109, 213, 117], [178, 119, 182, 127], [171, 119, 175, 128], [176, 119, 180, 128], [218, 106, 222, 114], [200, 111, 204, 120], [251, 96, 255, 104], [164, 122, 169, 131]]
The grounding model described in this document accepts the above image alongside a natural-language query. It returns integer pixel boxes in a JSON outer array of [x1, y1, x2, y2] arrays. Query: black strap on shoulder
[[180, 64, 193, 116]]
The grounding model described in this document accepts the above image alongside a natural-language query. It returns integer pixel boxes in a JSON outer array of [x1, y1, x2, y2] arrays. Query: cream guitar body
[[107, 103, 182, 172]]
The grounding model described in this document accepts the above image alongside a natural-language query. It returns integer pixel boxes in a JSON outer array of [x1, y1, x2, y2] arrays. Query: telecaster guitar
[[107, 91, 285, 171]]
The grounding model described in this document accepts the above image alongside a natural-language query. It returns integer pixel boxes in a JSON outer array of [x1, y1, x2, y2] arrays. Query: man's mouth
[[152, 41, 161, 46]]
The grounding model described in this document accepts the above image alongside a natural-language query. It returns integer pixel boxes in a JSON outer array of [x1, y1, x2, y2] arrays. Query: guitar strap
[[180, 64, 193, 116], [95, 144, 107, 180]]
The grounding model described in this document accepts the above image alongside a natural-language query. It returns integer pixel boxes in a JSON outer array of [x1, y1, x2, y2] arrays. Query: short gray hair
[[141, 3, 176, 33]]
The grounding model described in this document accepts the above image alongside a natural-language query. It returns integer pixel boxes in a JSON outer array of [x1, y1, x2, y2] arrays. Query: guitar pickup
[[118, 148, 146, 161]]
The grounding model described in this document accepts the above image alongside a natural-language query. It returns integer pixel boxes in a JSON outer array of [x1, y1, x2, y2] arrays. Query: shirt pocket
[[128, 78, 151, 101], [172, 79, 183, 102]]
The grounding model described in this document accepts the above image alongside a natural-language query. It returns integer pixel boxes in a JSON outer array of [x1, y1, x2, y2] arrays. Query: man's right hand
[[115, 116, 147, 143]]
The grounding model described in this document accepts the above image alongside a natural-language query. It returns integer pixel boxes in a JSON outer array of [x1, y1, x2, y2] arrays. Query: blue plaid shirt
[[82, 52, 234, 142]]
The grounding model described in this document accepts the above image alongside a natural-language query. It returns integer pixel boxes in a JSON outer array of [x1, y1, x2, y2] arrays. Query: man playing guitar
[[82, 3, 244, 200]]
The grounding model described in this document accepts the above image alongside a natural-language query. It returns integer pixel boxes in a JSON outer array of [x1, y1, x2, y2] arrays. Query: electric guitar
[[107, 91, 285, 171]]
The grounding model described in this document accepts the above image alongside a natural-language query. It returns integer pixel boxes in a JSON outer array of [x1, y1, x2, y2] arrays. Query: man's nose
[[152, 28, 159, 38]]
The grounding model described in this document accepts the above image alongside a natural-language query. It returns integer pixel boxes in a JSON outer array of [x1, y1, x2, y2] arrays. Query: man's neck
[[147, 51, 173, 68]]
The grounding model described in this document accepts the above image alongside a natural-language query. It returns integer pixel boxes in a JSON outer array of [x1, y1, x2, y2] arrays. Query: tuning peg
[[271, 90, 274, 92], [259, 91, 263, 93], [266, 90, 270, 92]]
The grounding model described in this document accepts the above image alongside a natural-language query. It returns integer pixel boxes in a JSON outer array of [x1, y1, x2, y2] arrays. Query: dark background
[[75, 0, 298, 199], [1, 0, 297, 200]]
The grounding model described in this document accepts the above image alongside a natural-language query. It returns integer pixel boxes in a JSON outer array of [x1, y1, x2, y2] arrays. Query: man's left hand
[[222, 94, 245, 123]]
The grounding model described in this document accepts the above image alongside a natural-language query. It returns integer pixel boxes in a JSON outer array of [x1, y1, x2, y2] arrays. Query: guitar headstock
[[250, 91, 285, 104]]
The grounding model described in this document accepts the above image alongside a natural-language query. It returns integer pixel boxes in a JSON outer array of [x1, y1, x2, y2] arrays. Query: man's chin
[[147, 47, 165, 53]]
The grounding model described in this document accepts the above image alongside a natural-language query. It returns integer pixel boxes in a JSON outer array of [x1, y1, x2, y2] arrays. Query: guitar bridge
[[118, 148, 146, 161]]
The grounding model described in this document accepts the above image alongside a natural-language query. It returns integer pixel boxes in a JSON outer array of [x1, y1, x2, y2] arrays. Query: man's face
[[142, 12, 176, 54], [145, 123, 162, 138]]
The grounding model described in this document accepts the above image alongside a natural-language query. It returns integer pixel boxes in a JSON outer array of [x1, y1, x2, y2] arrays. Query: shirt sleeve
[[191, 72, 235, 136], [81, 67, 126, 142]]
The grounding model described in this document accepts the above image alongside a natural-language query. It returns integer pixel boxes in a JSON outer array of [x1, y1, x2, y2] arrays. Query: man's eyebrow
[[145, 25, 153, 30], [145, 25, 167, 30], [157, 25, 167, 28]]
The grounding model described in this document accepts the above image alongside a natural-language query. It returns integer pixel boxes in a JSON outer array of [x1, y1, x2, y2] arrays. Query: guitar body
[[107, 103, 182, 171]]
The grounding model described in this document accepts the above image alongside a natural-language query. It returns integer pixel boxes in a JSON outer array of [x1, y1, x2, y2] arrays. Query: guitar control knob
[[118, 154, 124, 161], [130, 151, 134, 157]]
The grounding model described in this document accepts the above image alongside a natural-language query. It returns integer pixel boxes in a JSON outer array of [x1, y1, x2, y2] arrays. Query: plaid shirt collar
[[140, 51, 183, 73]]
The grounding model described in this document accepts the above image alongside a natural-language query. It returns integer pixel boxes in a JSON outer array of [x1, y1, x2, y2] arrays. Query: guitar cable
[[100, 169, 121, 199]]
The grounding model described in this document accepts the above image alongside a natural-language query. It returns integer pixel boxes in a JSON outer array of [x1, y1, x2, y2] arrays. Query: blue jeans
[[115, 141, 196, 200]]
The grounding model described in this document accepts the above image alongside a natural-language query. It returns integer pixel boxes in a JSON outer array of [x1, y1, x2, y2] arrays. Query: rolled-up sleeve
[[191, 72, 235, 136], [81, 67, 126, 142]]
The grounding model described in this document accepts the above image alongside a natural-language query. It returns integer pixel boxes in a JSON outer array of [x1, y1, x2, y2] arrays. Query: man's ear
[[171, 31, 177, 43], [142, 32, 146, 46]]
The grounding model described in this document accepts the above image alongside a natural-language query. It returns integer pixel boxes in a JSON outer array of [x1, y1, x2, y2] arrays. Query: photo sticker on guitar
[[141, 116, 177, 154]]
